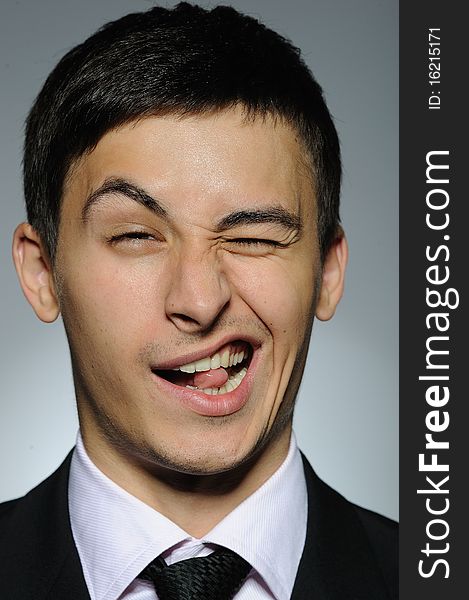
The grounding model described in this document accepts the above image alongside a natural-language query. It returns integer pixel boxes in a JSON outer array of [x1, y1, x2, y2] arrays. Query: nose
[[165, 246, 231, 333]]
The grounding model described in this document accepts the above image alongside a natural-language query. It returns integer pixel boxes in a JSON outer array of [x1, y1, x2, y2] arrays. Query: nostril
[[167, 295, 231, 332], [168, 311, 219, 335], [171, 313, 199, 324]]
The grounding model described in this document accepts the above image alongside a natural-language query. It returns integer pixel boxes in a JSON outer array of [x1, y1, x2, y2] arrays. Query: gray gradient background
[[0, 0, 398, 520]]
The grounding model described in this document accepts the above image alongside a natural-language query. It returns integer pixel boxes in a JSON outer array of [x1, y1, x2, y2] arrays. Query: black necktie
[[138, 547, 252, 600]]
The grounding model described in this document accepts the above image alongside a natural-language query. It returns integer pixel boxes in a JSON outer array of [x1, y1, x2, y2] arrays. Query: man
[[0, 3, 397, 599]]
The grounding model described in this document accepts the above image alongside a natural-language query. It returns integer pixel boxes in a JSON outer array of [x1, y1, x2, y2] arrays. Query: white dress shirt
[[69, 432, 307, 600]]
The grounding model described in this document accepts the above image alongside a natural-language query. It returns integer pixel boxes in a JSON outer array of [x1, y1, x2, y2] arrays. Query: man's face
[[55, 108, 322, 475]]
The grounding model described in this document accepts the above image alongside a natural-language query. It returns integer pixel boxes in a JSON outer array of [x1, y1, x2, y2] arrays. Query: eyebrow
[[215, 207, 302, 234], [81, 177, 302, 234], [81, 177, 168, 222]]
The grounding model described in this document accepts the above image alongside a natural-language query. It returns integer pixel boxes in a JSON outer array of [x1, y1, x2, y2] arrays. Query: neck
[[81, 426, 292, 538]]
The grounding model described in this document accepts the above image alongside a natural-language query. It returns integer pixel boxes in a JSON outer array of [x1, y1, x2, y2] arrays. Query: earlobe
[[12, 223, 60, 323], [315, 230, 348, 322]]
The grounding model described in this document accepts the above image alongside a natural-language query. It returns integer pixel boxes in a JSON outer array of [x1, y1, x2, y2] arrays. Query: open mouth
[[153, 341, 253, 396]]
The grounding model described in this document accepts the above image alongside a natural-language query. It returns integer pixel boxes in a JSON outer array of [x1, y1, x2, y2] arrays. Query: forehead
[[63, 108, 315, 222]]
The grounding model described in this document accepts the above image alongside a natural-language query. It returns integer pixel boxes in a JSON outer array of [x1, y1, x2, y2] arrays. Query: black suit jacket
[[0, 452, 397, 599]]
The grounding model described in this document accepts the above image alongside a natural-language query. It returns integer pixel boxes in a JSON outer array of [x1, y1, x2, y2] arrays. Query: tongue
[[193, 367, 229, 389]]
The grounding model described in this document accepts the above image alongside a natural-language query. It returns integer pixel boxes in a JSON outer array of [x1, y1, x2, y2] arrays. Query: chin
[[148, 434, 260, 475]]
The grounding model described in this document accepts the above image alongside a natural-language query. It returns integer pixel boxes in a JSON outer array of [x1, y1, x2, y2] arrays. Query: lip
[[150, 334, 261, 371], [150, 344, 260, 417]]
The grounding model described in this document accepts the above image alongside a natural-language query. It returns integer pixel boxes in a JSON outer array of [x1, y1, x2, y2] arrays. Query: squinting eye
[[109, 231, 156, 243], [232, 238, 283, 247], [223, 238, 286, 255]]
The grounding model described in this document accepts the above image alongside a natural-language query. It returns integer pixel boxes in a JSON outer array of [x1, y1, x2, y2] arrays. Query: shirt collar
[[204, 434, 307, 599], [69, 432, 307, 600]]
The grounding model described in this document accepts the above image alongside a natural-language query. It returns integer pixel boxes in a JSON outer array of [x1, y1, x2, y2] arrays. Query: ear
[[315, 230, 348, 321], [12, 223, 60, 323]]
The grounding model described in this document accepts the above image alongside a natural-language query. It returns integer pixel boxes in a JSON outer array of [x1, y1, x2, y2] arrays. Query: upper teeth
[[174, 348, 247, 373]]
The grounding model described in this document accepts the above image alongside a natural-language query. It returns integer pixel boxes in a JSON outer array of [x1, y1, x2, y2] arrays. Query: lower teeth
[[186, 367, 247, 395]]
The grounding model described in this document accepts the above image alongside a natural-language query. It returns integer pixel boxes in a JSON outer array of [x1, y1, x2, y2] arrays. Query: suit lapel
[[291, 456, 389, 600], [0, 452, 90, 600]]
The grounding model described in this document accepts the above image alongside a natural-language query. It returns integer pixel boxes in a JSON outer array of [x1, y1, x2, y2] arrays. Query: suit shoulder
[[300, 454, 398, 599], [0, 452, 74, 539], [0, 497, 18, 513], [353, 504, 398, 596], [320, 475, 398, 581], [353, 503, 398, 550], [0, 494, 26, 536], [0, 497, 20, 526]]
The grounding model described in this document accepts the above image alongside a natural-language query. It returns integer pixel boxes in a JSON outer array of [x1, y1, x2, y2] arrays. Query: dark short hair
[[24, 2, 341, 262]]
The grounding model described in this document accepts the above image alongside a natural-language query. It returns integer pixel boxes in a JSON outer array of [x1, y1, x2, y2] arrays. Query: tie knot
[[139, 547, 252, 600]]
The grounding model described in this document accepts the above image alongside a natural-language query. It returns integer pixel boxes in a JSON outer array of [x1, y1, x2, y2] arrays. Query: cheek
[[227, 255, 316, 337], [60, 256, 166, 353]]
